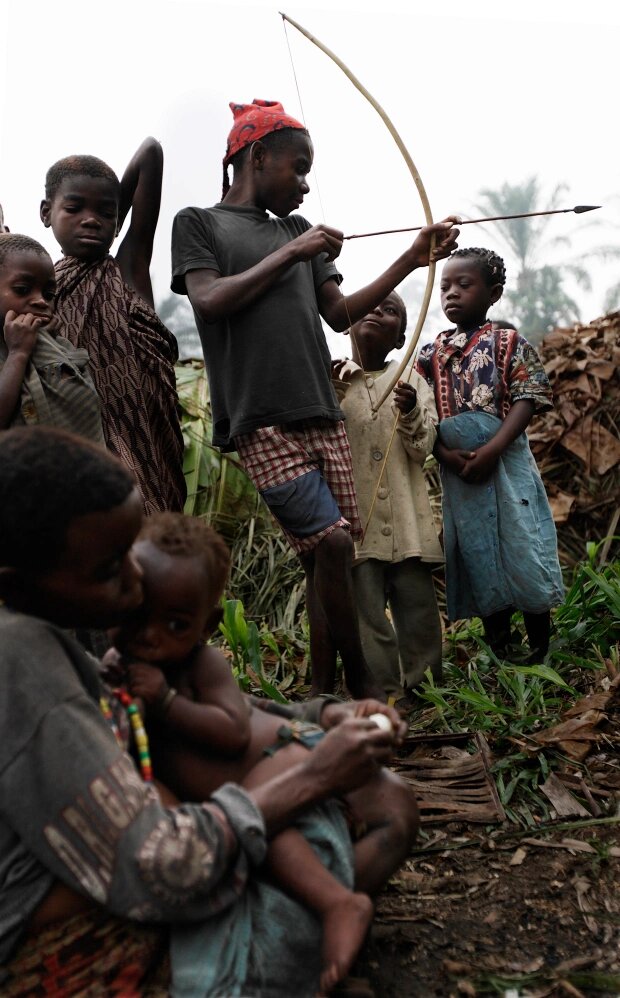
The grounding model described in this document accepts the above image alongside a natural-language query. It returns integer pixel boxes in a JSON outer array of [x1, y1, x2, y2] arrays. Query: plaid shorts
[[235, 420, 362, 555]]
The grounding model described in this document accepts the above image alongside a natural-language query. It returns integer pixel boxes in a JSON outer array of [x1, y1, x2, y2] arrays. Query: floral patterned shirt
[[416, 322, 553, 421]]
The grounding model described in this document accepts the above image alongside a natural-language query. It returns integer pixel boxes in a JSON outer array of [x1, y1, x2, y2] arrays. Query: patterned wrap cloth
[[54, 255, 186, 514]]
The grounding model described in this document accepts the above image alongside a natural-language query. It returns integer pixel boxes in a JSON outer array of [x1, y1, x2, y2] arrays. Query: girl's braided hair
[[449, 247, 507, 287]]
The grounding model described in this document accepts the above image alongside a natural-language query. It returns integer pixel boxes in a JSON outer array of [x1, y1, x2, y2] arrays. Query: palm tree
[[472, 178, 592, 341]]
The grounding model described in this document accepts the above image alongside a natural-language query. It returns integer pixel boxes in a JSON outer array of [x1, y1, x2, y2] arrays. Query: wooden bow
[[280, 12, 435, 412], [280, 13, 439, 541]]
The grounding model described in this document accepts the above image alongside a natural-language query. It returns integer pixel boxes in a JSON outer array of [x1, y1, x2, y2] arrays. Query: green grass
[[409, 548, 619, 825]]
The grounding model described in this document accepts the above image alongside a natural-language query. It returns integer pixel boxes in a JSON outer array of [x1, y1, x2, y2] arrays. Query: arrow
[[344, 205, 601, 241]]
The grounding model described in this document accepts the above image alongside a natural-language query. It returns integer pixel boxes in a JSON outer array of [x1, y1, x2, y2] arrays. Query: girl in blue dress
[[417, 247, 563, 658]]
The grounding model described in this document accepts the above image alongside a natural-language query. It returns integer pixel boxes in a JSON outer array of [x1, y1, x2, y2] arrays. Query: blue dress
[[417, 324, 563, 620], [439, 412, 564, 619]]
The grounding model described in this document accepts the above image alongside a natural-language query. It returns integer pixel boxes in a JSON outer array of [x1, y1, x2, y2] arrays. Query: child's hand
[[436, 441, 475, 475], [409, 216, 460, 268], [393, 381, 417, 414], [460, 442, 501, 483], [127, 662, 168, 705], [290, 224, 344, 263], [3, 311, 45, 358], [331, 358, 354, 382], [40, 315, 62, 338], [101, 647, 127, 686]]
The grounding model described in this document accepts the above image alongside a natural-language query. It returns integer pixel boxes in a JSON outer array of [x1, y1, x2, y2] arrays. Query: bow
[[280, 12, 435, 411]]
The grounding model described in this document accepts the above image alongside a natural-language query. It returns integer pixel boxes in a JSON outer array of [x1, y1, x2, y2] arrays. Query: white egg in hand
[[368, 712, 393, 732]]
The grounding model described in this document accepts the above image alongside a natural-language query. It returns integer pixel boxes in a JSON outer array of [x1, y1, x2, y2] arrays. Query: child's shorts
[[235, 420, 362, 555]]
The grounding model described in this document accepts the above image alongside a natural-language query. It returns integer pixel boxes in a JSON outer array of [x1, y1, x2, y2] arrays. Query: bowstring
[[281, 15, 374, 411], [282, 15, 432, 547], [360, 231, 437, 544]]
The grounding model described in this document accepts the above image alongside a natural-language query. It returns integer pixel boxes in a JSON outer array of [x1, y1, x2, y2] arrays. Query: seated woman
[[106, 512, 419, 993], [0, 426, 413, 997]]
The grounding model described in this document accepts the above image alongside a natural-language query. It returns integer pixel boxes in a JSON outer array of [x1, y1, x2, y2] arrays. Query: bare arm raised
[[115, 137, 163, 308]]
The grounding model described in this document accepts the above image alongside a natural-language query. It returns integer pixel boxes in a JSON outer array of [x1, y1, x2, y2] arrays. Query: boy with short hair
[[40, 137, 185, 514], [334, 292, 444, 707], [171, 98, 459, 698]]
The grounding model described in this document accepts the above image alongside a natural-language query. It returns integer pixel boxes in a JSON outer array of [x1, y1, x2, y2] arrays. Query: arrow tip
[[573, 205, 601, 213]]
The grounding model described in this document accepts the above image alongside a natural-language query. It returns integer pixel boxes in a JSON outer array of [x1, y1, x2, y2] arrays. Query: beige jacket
[[336, 360, 443, 565]]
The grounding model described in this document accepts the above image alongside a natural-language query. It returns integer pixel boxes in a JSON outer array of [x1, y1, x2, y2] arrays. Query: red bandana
[[223, 99, 305, 165]]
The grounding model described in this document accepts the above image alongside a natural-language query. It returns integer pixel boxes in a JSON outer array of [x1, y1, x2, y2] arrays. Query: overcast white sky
[[1, 0, 618, 355]]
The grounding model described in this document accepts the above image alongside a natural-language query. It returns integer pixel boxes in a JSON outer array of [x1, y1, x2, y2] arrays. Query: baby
[[109, 512, 381, 993]]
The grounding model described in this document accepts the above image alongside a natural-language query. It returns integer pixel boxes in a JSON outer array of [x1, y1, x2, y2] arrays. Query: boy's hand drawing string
[[281, 14, 374, 411], [280, 11, 437, 541]]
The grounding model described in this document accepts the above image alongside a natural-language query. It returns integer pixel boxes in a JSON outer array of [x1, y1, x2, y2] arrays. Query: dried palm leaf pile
[[393, 732, 506, 824], [526, 311, 620, 566]]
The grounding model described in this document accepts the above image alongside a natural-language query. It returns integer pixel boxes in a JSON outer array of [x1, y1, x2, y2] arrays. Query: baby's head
[[0, 233, 56, 327], [114, 513, 231, 666], [0, 427, 143, 629], [40, 155, 121, 262]]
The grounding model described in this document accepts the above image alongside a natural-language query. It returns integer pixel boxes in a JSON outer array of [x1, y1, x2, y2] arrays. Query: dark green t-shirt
[[171, 204, 344, 449]]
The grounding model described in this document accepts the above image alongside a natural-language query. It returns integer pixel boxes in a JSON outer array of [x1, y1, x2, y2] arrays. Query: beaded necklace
[[100, 690, 153, 783]]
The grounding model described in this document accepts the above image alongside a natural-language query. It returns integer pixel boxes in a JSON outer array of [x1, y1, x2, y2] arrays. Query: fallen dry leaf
[[509, 847, 527, 866], [573, 876, 599, 934], [456, 980, 476, 996], [539, 774, 591, 817]]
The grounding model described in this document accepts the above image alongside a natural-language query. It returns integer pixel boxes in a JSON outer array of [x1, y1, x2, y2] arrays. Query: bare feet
[[319, 892, 374, 994]]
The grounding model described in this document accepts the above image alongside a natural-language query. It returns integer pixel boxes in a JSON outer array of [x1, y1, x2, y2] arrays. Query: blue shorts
[[235, 421, 362, 554]]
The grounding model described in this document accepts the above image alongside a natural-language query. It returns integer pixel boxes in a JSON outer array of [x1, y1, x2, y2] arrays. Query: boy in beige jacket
[[333, 291, 443, 708]]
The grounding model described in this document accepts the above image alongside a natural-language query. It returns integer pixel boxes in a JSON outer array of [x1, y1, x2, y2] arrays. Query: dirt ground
[[359, 821, 620, 998]]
